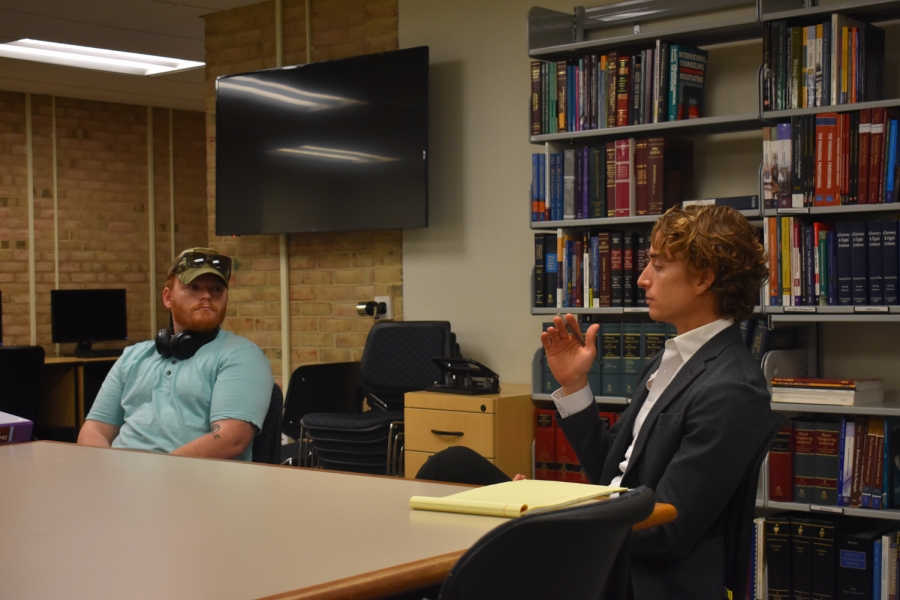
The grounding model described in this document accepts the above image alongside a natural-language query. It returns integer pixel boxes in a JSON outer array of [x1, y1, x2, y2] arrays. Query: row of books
[[763, 109, 900, 209], [534, 408, 620, 482], [529, 138, 694, 222], [772, 377, 885, 407], [533, 231, 650, 309], [754, 514, 898, 600], [538, 321, 798, 398], [764, 218, 900, 307], [529, 41, 708, 136], [762, 14, 885, 112], [768, 415, 899, 509]]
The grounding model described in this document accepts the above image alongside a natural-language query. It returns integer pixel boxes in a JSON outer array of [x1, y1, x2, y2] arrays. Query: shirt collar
[[665, 317, 734, 366]]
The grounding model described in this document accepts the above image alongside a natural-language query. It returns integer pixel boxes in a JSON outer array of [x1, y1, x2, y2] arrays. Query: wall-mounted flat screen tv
[[215, 46, 429, 235]]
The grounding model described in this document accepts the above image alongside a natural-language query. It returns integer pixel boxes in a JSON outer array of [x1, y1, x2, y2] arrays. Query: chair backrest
[[251, 383, 284, 464], [437, 486, 656, 600], [724, 412, 786, 600], [0, 345, 45, 422], [282, 361, 363, 441], [358, 321, 451, 410]]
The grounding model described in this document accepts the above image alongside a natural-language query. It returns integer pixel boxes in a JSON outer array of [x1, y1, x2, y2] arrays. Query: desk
[[39, 356, 117, 438], [0, 442, 674, 600]]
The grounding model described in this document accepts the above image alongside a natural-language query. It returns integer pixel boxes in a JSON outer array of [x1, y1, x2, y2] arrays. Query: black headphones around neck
[[156, 327, 220, 360]]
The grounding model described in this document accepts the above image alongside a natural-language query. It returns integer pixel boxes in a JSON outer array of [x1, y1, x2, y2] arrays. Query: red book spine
[[861, 421, 877, 506], [841, 112, 851, 203], [616, 55, 631, 128], [606, 51, 618, 129], [873, 425, 886, 509], [850, 415, 868, 507], [823, 114, 839, 205], [534, 409, 556, 481], [605, 142, 617, 217], [858, 109, 872, 204], [769, 423, 793, 501], [614, 139, 635, 217], [814, 119, 826, 206], [635, 138, 649, 215], [554, 418, 580, 482], [647, 138, 664, 215], [768, 217, 779, 304], [869, 107, 886, 204]]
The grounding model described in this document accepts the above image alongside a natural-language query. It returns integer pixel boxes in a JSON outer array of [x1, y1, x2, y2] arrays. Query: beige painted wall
[[399, 0, 900, 391]]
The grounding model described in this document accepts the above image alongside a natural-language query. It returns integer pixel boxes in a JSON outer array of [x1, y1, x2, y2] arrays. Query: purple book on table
[[0, 411, 32, 444]]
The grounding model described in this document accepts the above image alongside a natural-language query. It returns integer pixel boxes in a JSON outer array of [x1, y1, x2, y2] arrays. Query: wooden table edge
[[255, 502, 676, 600]]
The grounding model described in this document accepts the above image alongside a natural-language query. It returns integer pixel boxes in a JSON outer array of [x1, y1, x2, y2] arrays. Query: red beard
[[170, 299, 224, 333]]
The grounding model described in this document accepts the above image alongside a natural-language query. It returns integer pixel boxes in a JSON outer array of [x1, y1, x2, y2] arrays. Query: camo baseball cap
[[167, 247, 232, 287]]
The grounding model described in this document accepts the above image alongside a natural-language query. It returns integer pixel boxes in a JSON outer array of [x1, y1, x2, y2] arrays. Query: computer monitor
[[51, 289, 128, 357]]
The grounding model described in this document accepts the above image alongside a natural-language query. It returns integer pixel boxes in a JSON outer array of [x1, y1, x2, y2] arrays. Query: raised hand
[[540, 313, 600, 397]]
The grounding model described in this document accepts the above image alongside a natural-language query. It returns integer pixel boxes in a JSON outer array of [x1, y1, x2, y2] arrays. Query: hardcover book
[[769, 421, 793, 501], [647, 137, 694, 214], [668, 44, 707, 121], [793, 420, 817, 503], [614, 138, 636, 217]]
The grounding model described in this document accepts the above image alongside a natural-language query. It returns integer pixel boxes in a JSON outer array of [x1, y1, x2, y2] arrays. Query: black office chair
[[251, 383, 284, 465], [723, 412, 786, 600], [436, 486, 655, 600], [0, 345, 45, 424], [281, 361, 363, 466], [300, 321, 452, 476]]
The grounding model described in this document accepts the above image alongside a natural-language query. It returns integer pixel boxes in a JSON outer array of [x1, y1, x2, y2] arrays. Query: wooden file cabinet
[[404, 383, 534, 480]]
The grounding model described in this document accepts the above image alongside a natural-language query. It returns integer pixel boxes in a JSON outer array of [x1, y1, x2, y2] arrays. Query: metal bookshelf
[[531, 114, 763, 144], [762, 203, 900, 217], [761, 0, 900, 25]]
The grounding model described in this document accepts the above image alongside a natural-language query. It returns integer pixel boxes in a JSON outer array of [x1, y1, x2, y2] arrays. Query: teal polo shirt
[[87, 330, 274, 462]]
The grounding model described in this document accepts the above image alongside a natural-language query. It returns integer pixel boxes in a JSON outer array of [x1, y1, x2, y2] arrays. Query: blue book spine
[[883, 220, 899, 305], [548, 154, 557, 221], [545, 238, 558, 308], [591, 235, 600, 308], [668, 45, 679, 122], [867, 221, 884, 305], [532, 154, 539, 222], [804, 225, 815, 305], [600, 323, 623, 396], [538, 154, 546, 220], [827, 229, 838, 305], [887, 121, 898, 203], [562, 239, 570, 307], [834, 222, 853, 305], [553, 153, 561, 221], [848, 221, 868, 304]]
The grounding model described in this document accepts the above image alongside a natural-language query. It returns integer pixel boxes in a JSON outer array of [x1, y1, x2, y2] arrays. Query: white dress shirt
[[552, 317, 734, 487]]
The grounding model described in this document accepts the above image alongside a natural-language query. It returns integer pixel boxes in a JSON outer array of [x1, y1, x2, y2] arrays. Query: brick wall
[[204, 0, 402, 387], [0, 93, 207, 352]]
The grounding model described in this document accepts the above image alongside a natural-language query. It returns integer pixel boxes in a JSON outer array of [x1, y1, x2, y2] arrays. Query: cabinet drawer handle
[[431, 429, 464, 437]]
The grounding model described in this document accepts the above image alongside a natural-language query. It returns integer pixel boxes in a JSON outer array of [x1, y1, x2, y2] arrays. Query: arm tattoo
[[207, 423, 221, 440]]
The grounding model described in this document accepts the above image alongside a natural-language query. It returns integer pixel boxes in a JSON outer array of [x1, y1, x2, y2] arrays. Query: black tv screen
[[215, 46, 429, 235], [51, 289, 128, 346]]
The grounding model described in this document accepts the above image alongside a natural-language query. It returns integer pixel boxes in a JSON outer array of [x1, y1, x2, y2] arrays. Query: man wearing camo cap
[[78, 248, 274, 461]]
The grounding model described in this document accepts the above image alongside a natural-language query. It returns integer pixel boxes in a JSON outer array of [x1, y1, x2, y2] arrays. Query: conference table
[[1, 442, 675, 600]]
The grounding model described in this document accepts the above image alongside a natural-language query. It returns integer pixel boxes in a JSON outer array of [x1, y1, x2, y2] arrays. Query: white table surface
[[0, 442, 506, 600]]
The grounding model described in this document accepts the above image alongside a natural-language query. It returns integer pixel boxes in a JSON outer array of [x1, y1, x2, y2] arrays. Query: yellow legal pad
[[409, 479, 627, 518]]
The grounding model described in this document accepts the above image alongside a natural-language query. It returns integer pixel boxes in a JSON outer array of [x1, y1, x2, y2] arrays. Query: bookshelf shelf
[[530, 113, 762, 145], [763, 98, 900, 121], [761, 0, 900, 26], [529, 14, 762, 61], [762, 203, 900, 216], [531, 208, 761, 229], [531, 307, 650, 315], [532, 392, 630, 405], [768, 312, 900, 323], [765, 500, 900, 520], [770, 400, 900, 416]]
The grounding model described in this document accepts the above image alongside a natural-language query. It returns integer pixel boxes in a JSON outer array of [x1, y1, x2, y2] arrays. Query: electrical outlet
[[374, 296, 393, 320]]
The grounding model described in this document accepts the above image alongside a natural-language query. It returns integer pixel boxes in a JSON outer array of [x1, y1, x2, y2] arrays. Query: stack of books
[[771, 377, 884, 406]]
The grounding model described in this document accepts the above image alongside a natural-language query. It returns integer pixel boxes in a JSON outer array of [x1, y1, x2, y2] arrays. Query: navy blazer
[[557, 323, 773, 600]]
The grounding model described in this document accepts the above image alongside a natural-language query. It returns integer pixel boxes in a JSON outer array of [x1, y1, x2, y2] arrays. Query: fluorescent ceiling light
[[0, 39, 204, 76]]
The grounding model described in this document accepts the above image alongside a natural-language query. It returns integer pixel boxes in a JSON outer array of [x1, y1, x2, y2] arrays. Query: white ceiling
[[0, 0, 265, 111]]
